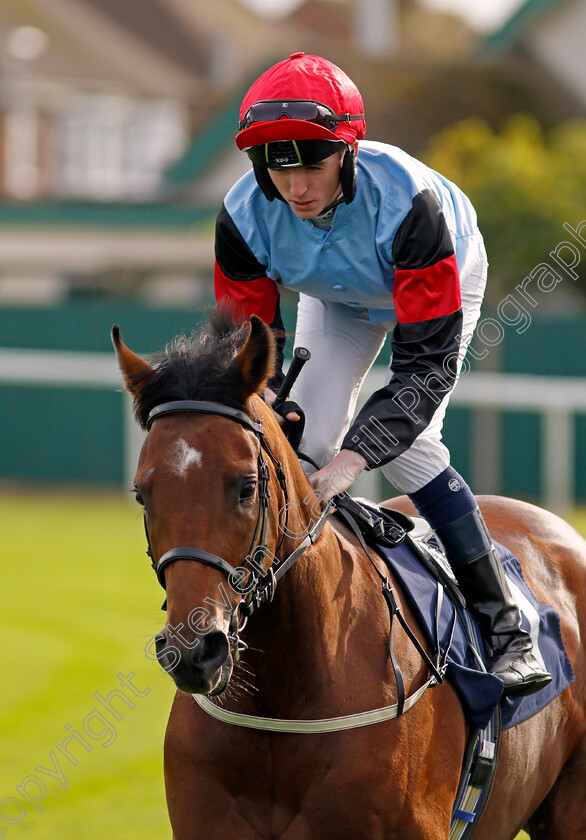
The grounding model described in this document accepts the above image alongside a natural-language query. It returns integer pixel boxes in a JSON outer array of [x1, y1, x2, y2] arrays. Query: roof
[[75, 0, 210, 77], [483, 0, 565, 52], [165, 98, 244, 186], [0, 0, 207, 98]]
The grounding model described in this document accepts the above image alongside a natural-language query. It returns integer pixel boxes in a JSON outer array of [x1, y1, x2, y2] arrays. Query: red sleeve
[[214, 261, 279, 326], [391, 189, 462, 324], [393, 254, 461, 324]]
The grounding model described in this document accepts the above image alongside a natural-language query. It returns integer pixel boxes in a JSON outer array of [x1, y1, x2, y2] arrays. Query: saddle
[[333, 494, 466, 609]]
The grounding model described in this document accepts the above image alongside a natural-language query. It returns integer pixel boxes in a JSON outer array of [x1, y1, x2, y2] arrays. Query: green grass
[[1, 491, 584, 839], [0, 490, 174, 839]]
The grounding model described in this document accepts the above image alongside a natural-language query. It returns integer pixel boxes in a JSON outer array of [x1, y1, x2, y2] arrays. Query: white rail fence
[[1, 349, 585, 511]]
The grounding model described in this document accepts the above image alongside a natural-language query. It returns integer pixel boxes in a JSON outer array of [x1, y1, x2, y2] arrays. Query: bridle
[[143, 399, 332, 659], [142, 397, 455, 732]]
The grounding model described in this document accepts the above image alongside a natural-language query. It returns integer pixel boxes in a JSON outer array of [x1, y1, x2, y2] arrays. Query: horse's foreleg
[[526, 734, 586, 839]]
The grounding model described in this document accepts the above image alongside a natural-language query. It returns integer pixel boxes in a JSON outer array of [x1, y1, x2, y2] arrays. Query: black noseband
[[155, 547, 241, 589]]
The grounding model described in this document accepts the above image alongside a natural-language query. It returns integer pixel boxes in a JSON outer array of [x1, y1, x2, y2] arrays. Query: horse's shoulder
[[328, 515, 375, 561]]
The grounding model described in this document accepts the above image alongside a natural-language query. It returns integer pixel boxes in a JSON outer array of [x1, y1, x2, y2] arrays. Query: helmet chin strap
[[311, 192, 345, 222]]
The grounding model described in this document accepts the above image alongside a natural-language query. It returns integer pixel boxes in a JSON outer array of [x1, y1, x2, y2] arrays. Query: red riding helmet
[[236, 52, 366, 150]]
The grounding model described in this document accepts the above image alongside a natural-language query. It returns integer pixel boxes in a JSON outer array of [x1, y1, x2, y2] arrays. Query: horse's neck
[[239, 520, 380, 716], [235, 422, 385, 713]]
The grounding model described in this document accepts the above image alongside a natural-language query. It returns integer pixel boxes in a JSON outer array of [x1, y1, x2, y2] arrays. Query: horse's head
[[113, 312, 319, 696]]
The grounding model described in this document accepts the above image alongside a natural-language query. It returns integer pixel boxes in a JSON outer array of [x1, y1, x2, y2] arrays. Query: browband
[[147, 400, 264, 435]]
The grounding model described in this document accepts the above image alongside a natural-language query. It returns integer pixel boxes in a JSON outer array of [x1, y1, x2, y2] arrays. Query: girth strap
[[336, 504, 450, 698], [380, 581, 406, 716]]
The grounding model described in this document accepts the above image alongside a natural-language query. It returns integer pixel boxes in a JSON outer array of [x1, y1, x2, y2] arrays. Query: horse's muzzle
[[155, 629, 231, 694]]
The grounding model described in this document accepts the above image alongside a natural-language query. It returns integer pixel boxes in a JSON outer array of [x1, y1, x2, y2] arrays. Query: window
[[56, 95, 187, 200]]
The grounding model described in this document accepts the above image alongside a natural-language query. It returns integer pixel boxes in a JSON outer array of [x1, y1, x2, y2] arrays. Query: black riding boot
[[435, 509, 552, 697]]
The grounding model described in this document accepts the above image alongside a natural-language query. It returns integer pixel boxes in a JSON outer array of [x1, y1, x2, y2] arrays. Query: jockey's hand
[[264, 387, 301, 424], [308, 449, 368, 502]]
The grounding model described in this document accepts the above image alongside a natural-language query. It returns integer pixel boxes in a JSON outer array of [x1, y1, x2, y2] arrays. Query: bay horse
[[113, 311, 586, 840]]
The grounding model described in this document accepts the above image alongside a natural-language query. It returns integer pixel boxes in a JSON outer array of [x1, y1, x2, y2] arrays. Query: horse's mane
[[133, 308, 255, 429]]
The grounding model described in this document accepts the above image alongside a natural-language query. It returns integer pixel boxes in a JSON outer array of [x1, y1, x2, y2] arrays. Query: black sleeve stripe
[[392, 189, 454, 270], [215, 203, 268, 282]]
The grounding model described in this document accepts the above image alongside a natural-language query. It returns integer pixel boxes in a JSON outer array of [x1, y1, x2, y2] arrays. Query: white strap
[[193, 678, 434, 733]]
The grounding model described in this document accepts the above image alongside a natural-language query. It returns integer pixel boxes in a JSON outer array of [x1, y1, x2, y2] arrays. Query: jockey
[[214, 52, 551, 698]]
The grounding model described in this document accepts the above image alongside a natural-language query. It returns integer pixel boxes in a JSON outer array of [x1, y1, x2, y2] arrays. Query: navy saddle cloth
[[376, 537, 574, 730]]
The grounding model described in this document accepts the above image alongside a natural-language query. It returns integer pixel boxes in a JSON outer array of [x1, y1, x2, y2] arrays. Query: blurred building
[[0, 0, 296, 305], [0, 0, 303, 204], [1, 0, 585, 306], [1, 0, 586, 500]]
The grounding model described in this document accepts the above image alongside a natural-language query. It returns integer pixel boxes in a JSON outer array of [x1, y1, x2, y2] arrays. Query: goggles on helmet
[[239, 99, 364, 134], [246, 139, 345, 169]]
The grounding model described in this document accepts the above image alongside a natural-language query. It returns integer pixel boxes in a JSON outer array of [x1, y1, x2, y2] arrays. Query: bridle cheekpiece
[[143, 399, 331, 660]]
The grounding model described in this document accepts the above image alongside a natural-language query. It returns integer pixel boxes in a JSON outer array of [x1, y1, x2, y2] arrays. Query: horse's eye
[[238, 479, 257, 504], [133, 487, 144, 506]]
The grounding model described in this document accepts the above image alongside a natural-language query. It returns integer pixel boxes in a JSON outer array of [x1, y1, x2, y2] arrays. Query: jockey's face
[[268, 148, 345, 219]]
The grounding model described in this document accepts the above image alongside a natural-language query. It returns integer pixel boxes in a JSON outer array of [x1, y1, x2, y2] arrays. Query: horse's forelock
[[133, 312, 258, 429]]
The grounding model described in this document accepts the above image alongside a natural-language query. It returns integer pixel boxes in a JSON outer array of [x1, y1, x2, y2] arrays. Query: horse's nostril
[[155, 632, 181, 674], [190, 631, 229, 671], [206, 631, 229, 661], [153, 626, 230, 690]]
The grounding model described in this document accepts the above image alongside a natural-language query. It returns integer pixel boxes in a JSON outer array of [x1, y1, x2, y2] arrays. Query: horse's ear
[[234, 315, 275, 400], [111, 325, 155, 399]]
